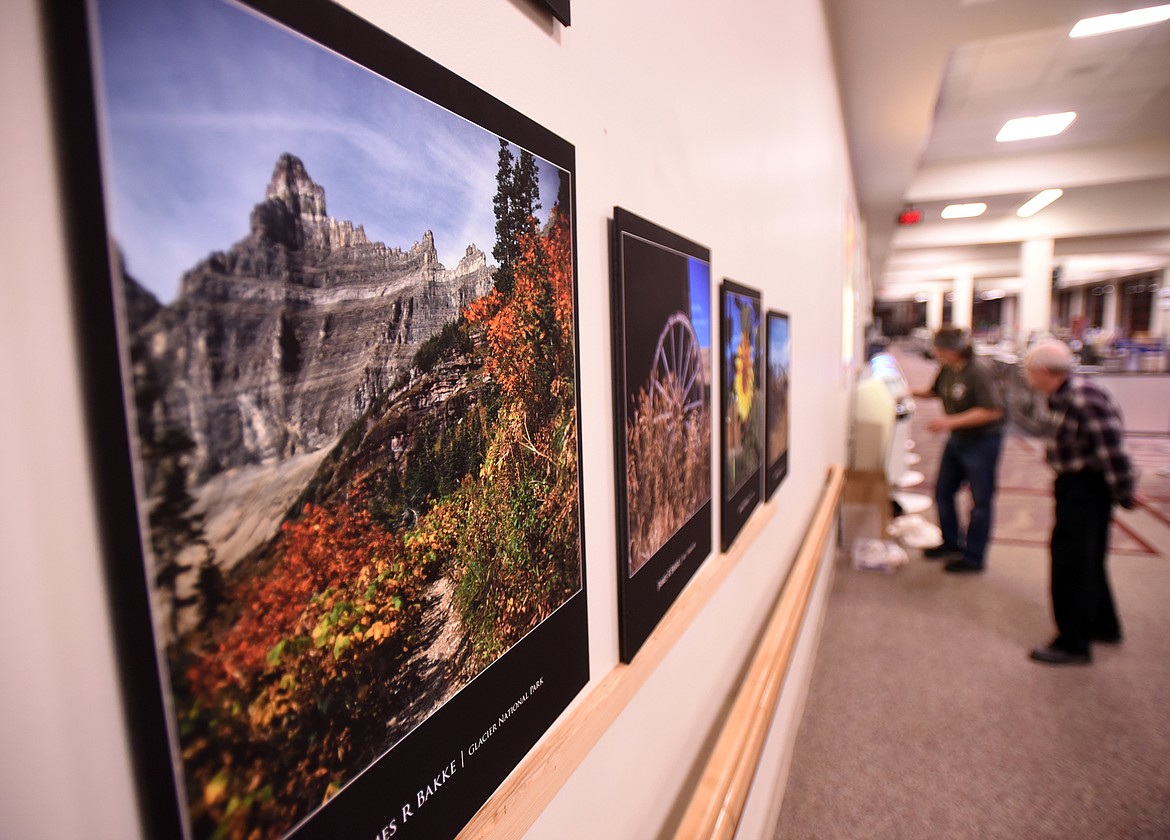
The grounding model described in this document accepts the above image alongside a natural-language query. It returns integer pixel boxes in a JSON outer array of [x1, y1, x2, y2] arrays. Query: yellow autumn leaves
[[733, 331, 755, 422]]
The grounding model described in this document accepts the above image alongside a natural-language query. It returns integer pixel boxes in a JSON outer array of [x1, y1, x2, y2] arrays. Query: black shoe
[[923, 544, 962, 559], [1029, 645, 1091, 665], [1091, 632, 1123, 644], [944, 559, 983, 574]]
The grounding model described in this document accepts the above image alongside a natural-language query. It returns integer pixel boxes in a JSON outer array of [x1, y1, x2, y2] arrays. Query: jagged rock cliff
[[129, 153, 495, 483]]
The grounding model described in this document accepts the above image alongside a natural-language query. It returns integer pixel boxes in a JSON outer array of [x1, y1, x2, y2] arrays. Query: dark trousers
[[935, 432, 1003, 566], [1050, 470, 1121, 653]]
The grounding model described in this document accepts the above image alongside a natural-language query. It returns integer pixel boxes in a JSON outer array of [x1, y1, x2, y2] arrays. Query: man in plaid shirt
[[1023, 339, 1142, 665]]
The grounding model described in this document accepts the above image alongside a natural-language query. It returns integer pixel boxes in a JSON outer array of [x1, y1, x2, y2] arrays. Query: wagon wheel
[[649, 312, 704, 421]]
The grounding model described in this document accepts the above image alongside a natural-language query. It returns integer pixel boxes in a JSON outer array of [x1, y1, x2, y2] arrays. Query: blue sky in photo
[[769, 315, 790, 373], [723, 292, 760, 368], [688, 258, 711, 349], [95, 0, 563, 302]]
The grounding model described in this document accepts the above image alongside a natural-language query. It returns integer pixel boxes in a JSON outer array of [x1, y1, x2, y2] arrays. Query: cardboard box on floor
[[843, 468, 890, 537], [846, 419, 892, 537]]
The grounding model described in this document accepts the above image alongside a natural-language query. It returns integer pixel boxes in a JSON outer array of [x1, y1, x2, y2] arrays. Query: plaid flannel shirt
[[1045, 375, 1136, 507]]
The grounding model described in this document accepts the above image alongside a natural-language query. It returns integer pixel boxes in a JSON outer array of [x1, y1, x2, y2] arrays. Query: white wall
[[0, 1, 857, 838]]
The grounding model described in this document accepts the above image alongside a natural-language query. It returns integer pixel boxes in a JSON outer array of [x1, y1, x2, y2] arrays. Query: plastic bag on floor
[[851, 537, 908, 572], [885, 513, 942, 549]]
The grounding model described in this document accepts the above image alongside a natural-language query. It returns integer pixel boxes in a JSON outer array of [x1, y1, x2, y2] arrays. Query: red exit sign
[[898, 207, 923, 225]]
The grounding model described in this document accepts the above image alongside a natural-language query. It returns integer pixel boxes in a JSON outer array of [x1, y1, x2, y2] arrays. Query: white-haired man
[[1023, 339, 1141, 665]]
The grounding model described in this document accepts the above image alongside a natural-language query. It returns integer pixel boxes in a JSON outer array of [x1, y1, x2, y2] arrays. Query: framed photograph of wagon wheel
[[610, 207, 713, 663]]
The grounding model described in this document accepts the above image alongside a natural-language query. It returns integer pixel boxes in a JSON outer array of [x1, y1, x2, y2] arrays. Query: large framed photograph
[[610, 208, 713, 663], [50, 1, 587, 838], [719, 280, 763, 550], [765, 310, 791, 499]]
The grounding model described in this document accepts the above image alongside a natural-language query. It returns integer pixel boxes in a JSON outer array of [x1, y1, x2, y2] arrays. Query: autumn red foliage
[[424, 202, 580, 670], [171, 202, 580, 839]]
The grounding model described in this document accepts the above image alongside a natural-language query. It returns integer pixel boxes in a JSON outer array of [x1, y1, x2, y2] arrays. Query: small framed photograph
[[719, 279, 763, 550], [765, 310, 791, 499]]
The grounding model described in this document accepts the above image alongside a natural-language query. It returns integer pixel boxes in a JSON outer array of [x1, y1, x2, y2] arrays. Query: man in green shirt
[[911, 326, 1005, 573]]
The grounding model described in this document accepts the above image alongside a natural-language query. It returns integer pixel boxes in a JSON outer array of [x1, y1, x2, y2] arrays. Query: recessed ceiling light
[[1070, 4, 1170, 38], [996, 112, 1077, 142], [940, 203, 987, 219], [1017, 189, 1064, 218]]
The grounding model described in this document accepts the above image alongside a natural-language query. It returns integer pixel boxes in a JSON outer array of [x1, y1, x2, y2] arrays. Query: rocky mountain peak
[[250, 153, 351, 251], [411, 230, 438, 266], [265, 153, 327, 220], [456, 243, 487, 274], [135, 152, 497, 485]]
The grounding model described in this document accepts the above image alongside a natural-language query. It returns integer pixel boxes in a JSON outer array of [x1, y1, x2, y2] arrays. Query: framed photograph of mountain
[[48, 1, 587, 838], [719, 280, 763, 551], [765, 310, 791, 499], [610, 208, 713, 663]]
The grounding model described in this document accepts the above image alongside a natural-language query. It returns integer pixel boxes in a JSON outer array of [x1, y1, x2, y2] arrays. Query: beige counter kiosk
[[853, 353, 915, 484], [849, 354, 931, 531]]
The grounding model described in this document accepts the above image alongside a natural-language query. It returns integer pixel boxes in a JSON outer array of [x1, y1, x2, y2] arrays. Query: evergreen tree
[[492, 140, 517, 295], [553, 169, 570, 220], [147, 428, 209, 641], [195, 550, 226, 630], [491, 140, 541, 297], [514, 150, 541, 229]]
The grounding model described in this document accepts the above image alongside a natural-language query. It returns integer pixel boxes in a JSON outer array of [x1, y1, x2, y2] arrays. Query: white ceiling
[[824, 0, 1170, 302]]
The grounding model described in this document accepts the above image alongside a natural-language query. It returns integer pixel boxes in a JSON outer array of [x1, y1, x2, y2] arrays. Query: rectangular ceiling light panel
[[1070, 4, 1170, 38], [996, 111, 1077, 142], [1017, 189, 1064, 217], [941, 202, 988, 219]]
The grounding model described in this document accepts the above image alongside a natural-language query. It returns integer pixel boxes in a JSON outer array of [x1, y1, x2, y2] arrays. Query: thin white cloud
[[98, 0, 530, 300]]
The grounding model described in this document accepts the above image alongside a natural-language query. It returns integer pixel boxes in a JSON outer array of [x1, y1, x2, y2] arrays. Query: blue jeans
[[935, 432, 1003, 567]]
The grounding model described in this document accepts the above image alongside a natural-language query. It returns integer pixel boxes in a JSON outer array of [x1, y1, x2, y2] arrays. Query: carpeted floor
[[774, 343, 1170, 840]]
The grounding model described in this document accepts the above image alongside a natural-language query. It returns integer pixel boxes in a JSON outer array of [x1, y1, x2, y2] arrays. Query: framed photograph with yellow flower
[[720, 279, 763, 550], [610, 208, 713, 662]]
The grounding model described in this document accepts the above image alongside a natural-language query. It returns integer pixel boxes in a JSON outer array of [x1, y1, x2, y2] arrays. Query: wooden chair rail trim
[[458, 465, 845, 840], [673, 464, 843, 839]]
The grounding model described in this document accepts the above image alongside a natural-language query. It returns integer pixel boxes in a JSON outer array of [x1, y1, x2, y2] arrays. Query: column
[[1001, 295, 1018, 339], [1151, 267, 1170, 340], [1018, 238, 1054, 341], [951, 270, 973, 329], [926, 288, 944, 330], [1103, 285, 1119, 335]]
